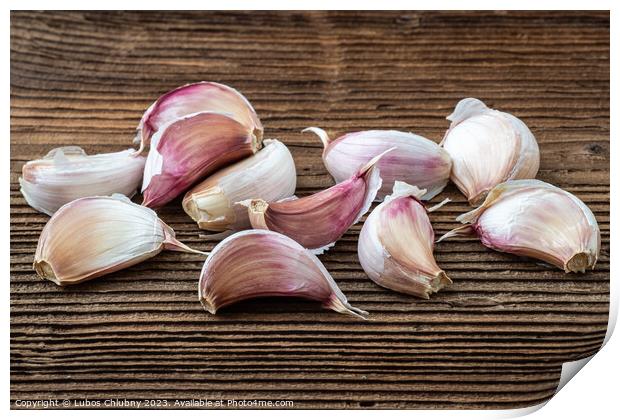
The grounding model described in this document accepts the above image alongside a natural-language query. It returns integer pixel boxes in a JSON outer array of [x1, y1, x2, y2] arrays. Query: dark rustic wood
[[10, 11, 609, 409]]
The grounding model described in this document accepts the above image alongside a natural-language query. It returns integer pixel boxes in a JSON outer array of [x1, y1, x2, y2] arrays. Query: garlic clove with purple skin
[[198, 229, 368, 319], [239, 148, 394, 254], [135, 81, 263, 154], [304, 127, 452, 201], [441, 98, 540, 205], [182, 139, 296, 233], [19, 147, 145, 216], [141, 111, 262, 208], [34, 194, 205, 286], [358, 181, 451, 299], [438, 179, 600, 273]]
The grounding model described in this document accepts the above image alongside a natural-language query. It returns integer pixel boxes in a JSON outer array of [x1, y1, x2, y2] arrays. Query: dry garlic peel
[[182, 139, 296, 232], [198, 229, 368, 318], [439, 179, 600, 273], [136, 81, 263, 154], [19, 147, 145, 216], [34, 195, 205, 286], [241, 149, 393, 254], [305, 127, 452, 201], [358, 182, 451, 298], [441, 98, 539, 205], [142, 111, 262, 208]]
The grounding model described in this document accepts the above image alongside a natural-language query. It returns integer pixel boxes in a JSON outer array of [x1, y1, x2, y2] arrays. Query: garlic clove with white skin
[[182, 139, 296, 232], [304, 127, 452, 201], [239, 149, 394, 254], [19, 147, 146, 216], [198, 229, 368, 319], [441, 98, 540, 205], [438, 179, 600, 273], [358, 181, 451, 298], [135, 81, 263, 154], [34, 194, 205, 286], [141, 111, 262, 208]]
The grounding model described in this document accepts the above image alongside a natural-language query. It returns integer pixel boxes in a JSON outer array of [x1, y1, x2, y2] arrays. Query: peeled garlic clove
[[241, 149, 393, 254], [19, 147, 145, 216], [198, 229, 368, 318], [34, 194, 204, 286], [358, 181, 451, 298], [182, 139, 296, 232], [142, 111, 262, 208], [439, 179, 600, 273], [441, 98, 540, 205], [136, 81, 263, 154], [305, 127, 452, 201]]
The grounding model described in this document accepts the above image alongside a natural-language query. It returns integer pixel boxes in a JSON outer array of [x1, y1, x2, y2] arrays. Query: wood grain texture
[[10, 11, 609, 409]]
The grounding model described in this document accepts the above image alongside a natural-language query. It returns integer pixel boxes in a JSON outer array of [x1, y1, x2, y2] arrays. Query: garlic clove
[[441, 98, 540, 205], [304, 127, 452, 201], [19, 147, 146, 216], [142, 111, 262, 208], [182, 139, 296, 232], [240, 149, 394, 254], [438, 179, 600, 273], [136, 81, 263, 154], [34, 194, 205, 286], [358, 181, 451, 298], [198, 229, 368, 319]]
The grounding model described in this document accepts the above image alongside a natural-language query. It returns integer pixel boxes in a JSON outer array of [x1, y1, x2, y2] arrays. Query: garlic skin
[[305, 127, 452, 201], [136, 81, 263, 154], [182, 139, 296, 232], [34, 195, 204, 286], [358, 181, 451, 298], [240, 149, 393, 254], [19, 147, 145, 216], [141, 111, 262, 208], [441, 98, 540, 205], [198, 229, 368, 319], [439, 179, 600, 273]]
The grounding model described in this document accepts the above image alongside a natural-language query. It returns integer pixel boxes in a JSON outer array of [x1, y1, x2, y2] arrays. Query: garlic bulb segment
[[141, 111, 262, 208], [304, 127, 452, 201], [182, 139, 296, 232], [438, 179, 600, 273], [198, 229, 368, 319], [358, 181, 451, 299], [441, 98, 540, 205], [241, 149, 394, 254], [34, 195, 205, 286], [136, 81, 263, 154], [19, 147, 146, 216]]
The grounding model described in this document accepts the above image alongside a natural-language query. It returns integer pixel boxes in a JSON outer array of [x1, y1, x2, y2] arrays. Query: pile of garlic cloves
[[22, 84, 601, 319]]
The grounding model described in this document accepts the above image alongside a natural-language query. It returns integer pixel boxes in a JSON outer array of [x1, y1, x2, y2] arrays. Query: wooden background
[[10, 11, 610, 409]]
